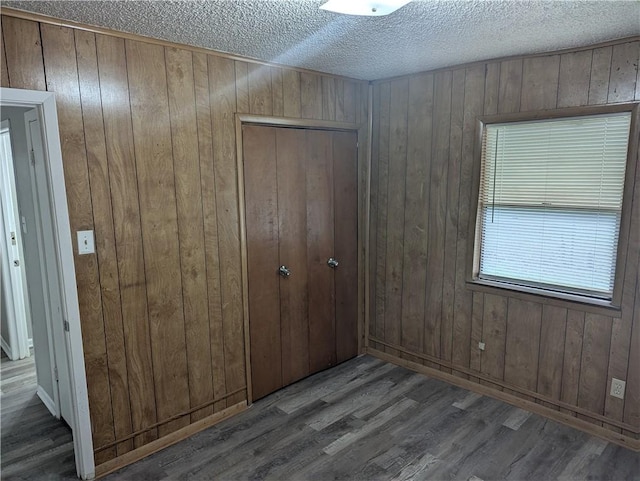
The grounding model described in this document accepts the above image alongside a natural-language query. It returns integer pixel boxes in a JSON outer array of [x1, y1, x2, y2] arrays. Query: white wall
[[0, 106, 53, 398]]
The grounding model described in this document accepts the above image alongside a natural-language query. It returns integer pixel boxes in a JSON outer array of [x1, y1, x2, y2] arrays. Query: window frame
[[468, 102, 639, 312]]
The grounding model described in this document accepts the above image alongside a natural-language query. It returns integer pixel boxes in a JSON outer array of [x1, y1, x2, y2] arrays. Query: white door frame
[[0, 118, 31, 360], [25, 108, 72, 422], [0, 87, 95, 480]]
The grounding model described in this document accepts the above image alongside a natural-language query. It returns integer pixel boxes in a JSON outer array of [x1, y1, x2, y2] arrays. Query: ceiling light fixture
[[319, 0, 412, 16]]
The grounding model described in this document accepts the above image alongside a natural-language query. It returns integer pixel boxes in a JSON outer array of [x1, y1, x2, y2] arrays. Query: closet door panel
[[243, 125, 282, 400], [333, 131, 359, 363], [276, 128, 310, 385], [306, 130, 337, 373]]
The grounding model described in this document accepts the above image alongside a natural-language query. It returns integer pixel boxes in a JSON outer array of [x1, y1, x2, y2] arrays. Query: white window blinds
[[477, 112, 631, 299]]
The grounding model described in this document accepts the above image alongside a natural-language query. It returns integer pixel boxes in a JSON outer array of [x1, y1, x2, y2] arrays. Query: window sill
[[466, 278, 622, 317]]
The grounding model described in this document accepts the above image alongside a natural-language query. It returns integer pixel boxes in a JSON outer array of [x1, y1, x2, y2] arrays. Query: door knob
[[327, 258, 339, 268], [279, 265, 291, 277]]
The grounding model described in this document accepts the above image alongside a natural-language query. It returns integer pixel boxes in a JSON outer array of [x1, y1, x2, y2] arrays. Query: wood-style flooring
[[1, 351, 75, 480], [105, 355, 639, 481], [2, 353, 638, 480]]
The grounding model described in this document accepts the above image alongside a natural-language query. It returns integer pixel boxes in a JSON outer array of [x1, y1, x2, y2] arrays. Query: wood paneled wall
[[0, 13, 368, 467], [369, 39, 640, 442]]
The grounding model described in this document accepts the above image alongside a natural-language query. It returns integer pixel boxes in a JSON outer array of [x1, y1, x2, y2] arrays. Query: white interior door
[[0, 119, 31, 360], [25, 110, 73, 426]]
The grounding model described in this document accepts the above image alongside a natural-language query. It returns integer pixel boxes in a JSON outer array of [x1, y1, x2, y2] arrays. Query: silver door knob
[[279, 265, 291, 277], [327, 258, 339, 268]]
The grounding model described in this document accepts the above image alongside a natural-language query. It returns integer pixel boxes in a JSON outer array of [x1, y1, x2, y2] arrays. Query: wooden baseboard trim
[[368, 347, 640, 452], [368, 336, 639, 433], [94, 401, 247, 478], [94, 387, 247, 452]]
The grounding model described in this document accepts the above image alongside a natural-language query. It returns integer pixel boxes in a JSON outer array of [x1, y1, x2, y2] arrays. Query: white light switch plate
[[77, 230, 95, 255]]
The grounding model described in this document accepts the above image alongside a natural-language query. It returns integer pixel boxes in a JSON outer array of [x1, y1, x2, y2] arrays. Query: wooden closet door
[[306, 129, 337, 374], [244, 125, 358, 401], [243, 125, 282, 400], [276, 128, 310, 386]]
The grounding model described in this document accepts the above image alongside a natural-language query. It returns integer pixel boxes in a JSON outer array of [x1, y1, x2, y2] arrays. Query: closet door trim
[[235, 114, 366, 404]]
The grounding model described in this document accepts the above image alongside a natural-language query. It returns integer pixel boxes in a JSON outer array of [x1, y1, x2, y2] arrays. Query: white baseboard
[[37, 385, 59, 418], [0, 336, 15, 360]]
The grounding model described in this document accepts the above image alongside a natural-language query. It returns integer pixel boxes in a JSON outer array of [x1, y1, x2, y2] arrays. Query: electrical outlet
[[610, 378, 626, 400], [478, 341, 486, 351]]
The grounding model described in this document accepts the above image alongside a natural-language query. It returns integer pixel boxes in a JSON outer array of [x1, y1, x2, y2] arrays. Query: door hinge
[[54, 366, 59, 381], [63, 320, 70, 332], [30, 149, 36, 165]]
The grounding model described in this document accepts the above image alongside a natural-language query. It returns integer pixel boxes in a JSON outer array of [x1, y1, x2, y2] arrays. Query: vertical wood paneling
[[369, 84, 381, 344], [75, 30, 133, 456], [234, 61, 250, 114], [578, 314, 613, 422], [560, 310, 585, 415], [469, 292, 484, 379], [504, 299, 542, 393], [2, 16, 45, 90], [126, 39, 190, 436], [452, 65, 484, 376], [483, 63, 500, 114], [2, 12, 369, 467], [400, 74, 433, 354], [375, 82, 391, 344], [342, 80, 357, 123], [608, 41, 639, 103], [282, 69, 301, 118], [557, 50, 592, 107], [384, 78, 409, 352], [588, 47, 613, 105], [480, 294, 508, 383], [192, 51, 226, 413], [537, 305, 567, 409], [322, 76, 336, 120], [208, 54, 245, 406], [271, 67, 284, 117], [605, 315, 632, 431], [425, 71, 451, 364], [300, 72, 322, 119], [248, 63, 273, 115], [41, 23, 115, 462], [521, 55, 560, 111], [0, 19, 9, 87], [335, 78, 345, 121], [165, 46, 214, 422], [620, 132, 640, 433], [498, 59, 522, 113], [441, 69, 465, 372], [623, 266, 640, 431], [95, 33, 158, 447], [369, 38, 637, 438]]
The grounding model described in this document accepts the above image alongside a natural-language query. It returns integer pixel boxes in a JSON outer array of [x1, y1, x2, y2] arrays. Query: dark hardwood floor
[[0, 351, 76, 480], [2, 353, 637, 480], [105, 355, 639, 481]]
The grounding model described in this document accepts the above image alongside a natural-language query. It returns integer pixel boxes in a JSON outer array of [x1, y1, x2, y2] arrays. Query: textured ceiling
[[3, 0, 639, 80]]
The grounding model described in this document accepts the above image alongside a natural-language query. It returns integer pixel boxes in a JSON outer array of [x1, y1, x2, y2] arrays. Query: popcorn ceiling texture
[[3, 0, 639, 80]]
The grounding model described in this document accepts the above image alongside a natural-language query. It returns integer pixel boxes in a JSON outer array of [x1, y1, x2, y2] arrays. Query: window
[[473, 111, 632, 303]]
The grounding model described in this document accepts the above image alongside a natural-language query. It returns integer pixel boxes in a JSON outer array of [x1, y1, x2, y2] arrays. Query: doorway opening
[[0, 88, 94, 479]]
